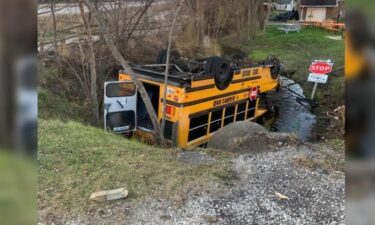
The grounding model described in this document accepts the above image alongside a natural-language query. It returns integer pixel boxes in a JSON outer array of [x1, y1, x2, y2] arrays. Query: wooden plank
[[89, 188, 129, 202]]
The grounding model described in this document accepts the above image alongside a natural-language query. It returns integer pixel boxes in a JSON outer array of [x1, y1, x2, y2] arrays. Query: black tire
[[265, 55, 281, 79], [205, 56, 233, 90], [156, 49, 167, 64], [156, 49, 181, 64], [204, 56, 218, 74]]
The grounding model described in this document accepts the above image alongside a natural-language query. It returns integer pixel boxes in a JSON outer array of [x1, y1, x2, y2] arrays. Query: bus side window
[[188, 114, 209, 142], [236, 102, 247, 121], [247, 100, 256, 119], [209, 109, 223, 133], [224, 106, 235, 126]]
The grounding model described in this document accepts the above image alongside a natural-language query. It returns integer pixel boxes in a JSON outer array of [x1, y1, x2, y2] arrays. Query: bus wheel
[[205, 56, 233, 90], [156, 49, 181, 64]]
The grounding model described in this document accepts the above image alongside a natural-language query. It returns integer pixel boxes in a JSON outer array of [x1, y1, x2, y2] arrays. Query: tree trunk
[[161, 0, 185, 139], [79, 2, 100, 124], [263, 0, 272, 32], [197, 0, 204, 51], [50, 0, 58, 50], [84, 0, 163, 145]]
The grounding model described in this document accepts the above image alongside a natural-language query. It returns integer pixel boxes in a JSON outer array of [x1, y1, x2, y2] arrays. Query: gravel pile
[[128, 145, 345, 225]]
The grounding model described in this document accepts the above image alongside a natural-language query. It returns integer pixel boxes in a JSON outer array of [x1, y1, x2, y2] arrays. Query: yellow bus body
[[119, 65, 279, 148]]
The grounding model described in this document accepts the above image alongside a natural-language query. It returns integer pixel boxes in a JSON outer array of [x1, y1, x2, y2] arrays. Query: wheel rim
[[215, 62, 232, 90]]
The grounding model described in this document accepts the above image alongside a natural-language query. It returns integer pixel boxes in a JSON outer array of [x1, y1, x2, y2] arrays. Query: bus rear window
[[106, 82, 136, 98]]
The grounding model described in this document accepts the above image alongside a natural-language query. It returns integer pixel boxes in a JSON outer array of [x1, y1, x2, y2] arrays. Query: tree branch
[[161, 0, 186, 139], [84, 0, 163, 145]]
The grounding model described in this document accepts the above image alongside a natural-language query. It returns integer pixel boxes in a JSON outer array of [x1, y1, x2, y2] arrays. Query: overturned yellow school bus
[[103, 51, 280, 148]]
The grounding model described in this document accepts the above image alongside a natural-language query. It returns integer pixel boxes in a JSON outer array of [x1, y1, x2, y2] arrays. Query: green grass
[[253, 26, 343, 72], [38, 88, 90, 123], [221, 25, 344, 106], [222, 26, 344, 77], [38, 66, 92, 124], [38, 119, 233, 220]]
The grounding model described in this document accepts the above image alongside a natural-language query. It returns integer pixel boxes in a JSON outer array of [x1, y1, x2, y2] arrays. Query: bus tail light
[[165, 105, 175, 116]]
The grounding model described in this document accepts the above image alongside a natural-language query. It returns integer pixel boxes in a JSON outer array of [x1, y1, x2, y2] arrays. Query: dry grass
[[293, 139, 345, 172]]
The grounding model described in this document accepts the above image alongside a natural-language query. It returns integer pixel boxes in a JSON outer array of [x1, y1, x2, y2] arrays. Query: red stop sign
[[309, 62, 333, 74], [249, 87, 258, 101]]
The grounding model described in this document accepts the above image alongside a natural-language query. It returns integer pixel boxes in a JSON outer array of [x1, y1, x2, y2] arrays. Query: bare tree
[[179, 0, 264, 54], [232, 0, 262, 42], [161, 0, 186, 139], [204, 1, 231, 52], [79, 1, 99, 123], [84, 0, 163, 145], [39, 0, 164, 129], [50, 0, 58, 50], [97, 0, 155, 55]]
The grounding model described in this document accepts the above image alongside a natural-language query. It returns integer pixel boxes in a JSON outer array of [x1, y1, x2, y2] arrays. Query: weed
[[213, 165, 239, 187], [293, 139, 345, 172]]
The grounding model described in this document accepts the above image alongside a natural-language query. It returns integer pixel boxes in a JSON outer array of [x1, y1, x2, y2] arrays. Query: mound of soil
[[208, 121, 297, 153]]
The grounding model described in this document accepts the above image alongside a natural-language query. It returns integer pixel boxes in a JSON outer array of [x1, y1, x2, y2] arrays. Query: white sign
[[308, 73, 328, 84], [313, 59, 334, 64], [308, 59, 334, 100]]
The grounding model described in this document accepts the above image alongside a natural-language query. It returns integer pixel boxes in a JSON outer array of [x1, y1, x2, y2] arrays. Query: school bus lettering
[[213, 96, 236, 107]]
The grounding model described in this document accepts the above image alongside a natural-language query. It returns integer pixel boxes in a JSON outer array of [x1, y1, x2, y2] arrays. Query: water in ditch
[[266, 76, 317, 141]]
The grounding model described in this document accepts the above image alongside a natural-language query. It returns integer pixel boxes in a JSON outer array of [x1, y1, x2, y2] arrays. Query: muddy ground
[[53, 143, 344, 225]]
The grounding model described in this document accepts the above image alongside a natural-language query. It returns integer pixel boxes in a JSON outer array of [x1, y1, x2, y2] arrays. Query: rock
[[208, 121, 297, 153], [208, 121, 267, 151]]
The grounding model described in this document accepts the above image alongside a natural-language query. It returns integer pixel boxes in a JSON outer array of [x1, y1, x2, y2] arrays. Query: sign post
[[307, 59, 334, 100], [310, 82, 318, 100]]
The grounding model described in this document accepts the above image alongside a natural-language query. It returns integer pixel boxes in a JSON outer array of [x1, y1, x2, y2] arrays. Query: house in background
[[276, 0, 297, 11], [299, 0, 344, 21]]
